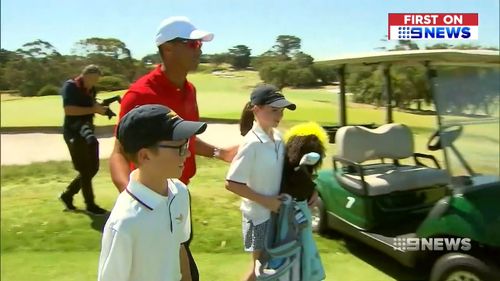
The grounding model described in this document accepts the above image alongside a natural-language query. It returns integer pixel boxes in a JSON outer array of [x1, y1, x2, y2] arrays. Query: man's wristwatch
[[213, 147, 221, 159]]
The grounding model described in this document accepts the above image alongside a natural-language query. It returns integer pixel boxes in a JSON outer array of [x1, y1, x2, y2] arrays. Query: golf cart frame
[[314, 50, 500, 281]]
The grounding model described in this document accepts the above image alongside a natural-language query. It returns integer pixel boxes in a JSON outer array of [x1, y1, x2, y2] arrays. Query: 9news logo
[[388, 13, 478, 40], [393, 237, 472, 252]]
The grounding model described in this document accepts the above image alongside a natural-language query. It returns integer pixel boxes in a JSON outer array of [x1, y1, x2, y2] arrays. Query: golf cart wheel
[[430, 252, 495, 281], [311, 197, 328, 234]]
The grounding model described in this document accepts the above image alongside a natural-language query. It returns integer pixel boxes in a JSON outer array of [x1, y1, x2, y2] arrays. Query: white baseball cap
[[155, 16, 214, 46]]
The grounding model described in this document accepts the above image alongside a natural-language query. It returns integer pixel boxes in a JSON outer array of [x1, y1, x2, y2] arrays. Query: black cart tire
[[430, 252, 497, 281], [311, 197, 328, 234]]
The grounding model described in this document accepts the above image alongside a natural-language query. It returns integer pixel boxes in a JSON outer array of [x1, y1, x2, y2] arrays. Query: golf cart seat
[[333, 123, 450, 196]]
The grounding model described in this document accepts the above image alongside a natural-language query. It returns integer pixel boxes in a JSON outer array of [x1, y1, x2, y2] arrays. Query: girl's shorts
[[242, 217, 269, 252]]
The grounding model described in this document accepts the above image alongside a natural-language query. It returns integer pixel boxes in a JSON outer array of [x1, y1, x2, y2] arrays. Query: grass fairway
[[2, 69, 496, 280], [1, 71, 261, 127], [0, 158, 426, 281], [1, 70, 437, 129]]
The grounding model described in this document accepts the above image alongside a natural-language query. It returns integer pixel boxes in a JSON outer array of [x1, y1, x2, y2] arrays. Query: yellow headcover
[[284, 122, 329, 148]]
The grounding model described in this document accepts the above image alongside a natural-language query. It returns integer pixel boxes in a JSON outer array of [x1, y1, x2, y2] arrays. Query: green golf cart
[[312, 50, 500, 281]]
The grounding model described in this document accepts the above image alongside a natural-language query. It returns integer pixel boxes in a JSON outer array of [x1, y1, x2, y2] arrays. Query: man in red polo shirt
[[109, 16, 236, 281]]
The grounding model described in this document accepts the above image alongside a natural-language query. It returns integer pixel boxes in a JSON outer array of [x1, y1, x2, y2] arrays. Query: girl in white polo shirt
[[225, 84, 296, 281]]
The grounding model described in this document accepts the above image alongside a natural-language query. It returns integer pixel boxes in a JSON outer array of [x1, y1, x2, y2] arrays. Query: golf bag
[[256, 194, 325, 281]]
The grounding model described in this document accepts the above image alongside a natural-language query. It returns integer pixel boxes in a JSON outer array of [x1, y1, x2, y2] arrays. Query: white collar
[[250, 122, 280, 143], [125, 170, 173, 210]]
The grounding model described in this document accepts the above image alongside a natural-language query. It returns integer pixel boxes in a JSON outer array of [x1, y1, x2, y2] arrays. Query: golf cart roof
[[321, 50, 500, 66]]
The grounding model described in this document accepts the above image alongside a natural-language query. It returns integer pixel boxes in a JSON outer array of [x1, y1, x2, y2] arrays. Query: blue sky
[[1, 0, 498, 61]]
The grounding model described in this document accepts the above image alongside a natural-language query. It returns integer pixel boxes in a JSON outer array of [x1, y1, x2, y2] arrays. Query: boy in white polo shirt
[[225, 84, 296, 281], [98, 104, 207, 281]]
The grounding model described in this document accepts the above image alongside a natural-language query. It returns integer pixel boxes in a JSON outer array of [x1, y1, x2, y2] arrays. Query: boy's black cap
[[250, 84, 296, 110], [117, 104, 207, 153]]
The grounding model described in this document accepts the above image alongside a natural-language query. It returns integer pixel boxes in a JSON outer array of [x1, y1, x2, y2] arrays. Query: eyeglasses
[[169, 38, 203, 49], [156, 141, 189, 157]]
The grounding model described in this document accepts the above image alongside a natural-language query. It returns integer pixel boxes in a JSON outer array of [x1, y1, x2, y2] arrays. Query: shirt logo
[[175, 213, 183, 223]]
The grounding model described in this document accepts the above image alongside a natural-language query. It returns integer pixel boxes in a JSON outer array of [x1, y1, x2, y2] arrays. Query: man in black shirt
[[59, 64, 108, 215]]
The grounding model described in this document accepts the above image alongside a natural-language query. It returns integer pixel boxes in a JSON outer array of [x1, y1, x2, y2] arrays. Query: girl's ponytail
[[239, 102, 254, 136]]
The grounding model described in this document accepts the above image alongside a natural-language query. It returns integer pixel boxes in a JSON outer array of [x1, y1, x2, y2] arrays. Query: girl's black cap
[[250, 84, 296, 110]]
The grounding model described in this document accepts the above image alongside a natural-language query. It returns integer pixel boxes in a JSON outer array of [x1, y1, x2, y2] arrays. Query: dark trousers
[[184, 189, 199, 281], [63, 136, 99, 206], [184, 242, 199, 281]]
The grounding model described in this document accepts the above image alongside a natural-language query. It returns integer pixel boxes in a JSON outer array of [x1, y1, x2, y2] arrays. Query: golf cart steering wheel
[[427, 125, 463, 151]]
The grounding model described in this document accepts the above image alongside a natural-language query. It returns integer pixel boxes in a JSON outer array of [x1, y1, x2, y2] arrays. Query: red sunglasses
[[170, 38, 203, 49]]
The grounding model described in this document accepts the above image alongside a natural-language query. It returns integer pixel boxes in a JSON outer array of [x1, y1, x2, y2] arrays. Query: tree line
[[0, 38, 147, 96], [0, 35, 338, 97], [1, 36, 498, 116]]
